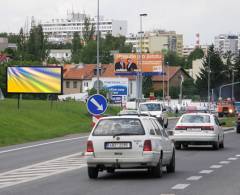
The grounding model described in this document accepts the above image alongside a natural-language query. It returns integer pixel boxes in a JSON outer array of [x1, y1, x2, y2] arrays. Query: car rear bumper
[[173, 133, 218, 143], [85, 152, 159, 168]]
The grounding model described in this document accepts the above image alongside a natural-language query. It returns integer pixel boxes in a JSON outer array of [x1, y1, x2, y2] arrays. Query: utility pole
[[207, 56, 211, 112], [96, 0, 100, 94], [139, 13, 147, 101]]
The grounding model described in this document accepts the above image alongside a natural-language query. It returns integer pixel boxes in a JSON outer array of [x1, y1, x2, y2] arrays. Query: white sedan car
[[85, 116, 175, 179], [172, 113, 224, 150]]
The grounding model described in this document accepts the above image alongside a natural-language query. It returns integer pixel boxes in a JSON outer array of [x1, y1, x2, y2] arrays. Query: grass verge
[[0, 99, 120, 147], [219, 117, 236, 127]]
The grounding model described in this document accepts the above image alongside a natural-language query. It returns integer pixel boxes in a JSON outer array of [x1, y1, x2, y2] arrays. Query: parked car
[[172, 113, 224, 150], [85, 116, 175, 179], [138, 102, 168, 128], [236, 113, 240, 133]]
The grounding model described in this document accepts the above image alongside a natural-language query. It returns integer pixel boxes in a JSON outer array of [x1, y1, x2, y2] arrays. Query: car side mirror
[[163, 108, 166, 112], [150, 129, 155, 135]]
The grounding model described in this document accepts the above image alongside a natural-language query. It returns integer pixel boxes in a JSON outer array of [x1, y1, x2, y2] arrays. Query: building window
[[66, 81, 70, 88], [73, 81, 77, 88], [84, 82, 88, 87]]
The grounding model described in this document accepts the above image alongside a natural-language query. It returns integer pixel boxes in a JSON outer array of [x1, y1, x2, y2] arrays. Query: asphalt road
[[0, 119, 239, 195]]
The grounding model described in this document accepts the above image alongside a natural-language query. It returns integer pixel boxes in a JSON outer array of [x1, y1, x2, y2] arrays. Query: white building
[[126, 30, 183, 56], [192, 59, 204, 81], [49, 49, 72, 62], [183, 45, 209, 58], [41, 12, 127, 43], [214, 34, 238, 55]]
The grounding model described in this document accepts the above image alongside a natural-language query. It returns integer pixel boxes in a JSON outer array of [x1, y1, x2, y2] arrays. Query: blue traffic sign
[[87, 94, 108, 115]]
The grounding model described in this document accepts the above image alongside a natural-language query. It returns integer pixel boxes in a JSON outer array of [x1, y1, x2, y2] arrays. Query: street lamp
[[138, 13, 147, 101], [96, 0, 100, 94], [231, 69, 237, 100]]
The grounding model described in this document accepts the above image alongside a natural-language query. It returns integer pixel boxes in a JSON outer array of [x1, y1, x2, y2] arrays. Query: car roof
[[139, 101, 162, 105], [181, 112, 213, 116], [98, 115, 154, 120]]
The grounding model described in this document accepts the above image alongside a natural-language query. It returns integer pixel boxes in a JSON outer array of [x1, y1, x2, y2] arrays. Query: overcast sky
[[1, 0, 240, 45]]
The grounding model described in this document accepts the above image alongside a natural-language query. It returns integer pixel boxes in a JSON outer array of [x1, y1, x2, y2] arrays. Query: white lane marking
[[172, 184, 190, 190], [235, 155, 240, 157], [199, 170, 213, 174], [219, 161, 230, 164], [186, 176, 202, 181], [0, 152, 86, 189], [210, 165, 222, 169], [0, 136, 88, 155], [160, 194, 175, 195], [228, 157, 238, 161]]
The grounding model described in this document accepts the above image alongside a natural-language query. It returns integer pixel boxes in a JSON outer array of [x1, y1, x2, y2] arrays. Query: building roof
[[63, 64, 136, 80], [152, 66, 190, 82], [0, 54, 8, 63], [63, 64, 190, 81]]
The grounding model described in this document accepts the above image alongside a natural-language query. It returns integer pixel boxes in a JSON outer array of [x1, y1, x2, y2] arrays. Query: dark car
[[237, 113, 240, 133]]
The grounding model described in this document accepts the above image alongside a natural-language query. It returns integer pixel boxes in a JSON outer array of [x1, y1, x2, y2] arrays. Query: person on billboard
[[115, 57, 126, 71], [126, 58, 137, 72]]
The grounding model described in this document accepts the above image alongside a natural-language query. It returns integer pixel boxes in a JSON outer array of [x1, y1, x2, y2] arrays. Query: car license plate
[[105, 142, 131, 149], [187, 128, 201, 132]]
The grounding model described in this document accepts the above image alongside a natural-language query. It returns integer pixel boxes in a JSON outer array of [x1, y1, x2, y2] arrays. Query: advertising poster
[[92, 77, 128, 103], [114, 53, 163, 75], [7, 66, 63, 94]]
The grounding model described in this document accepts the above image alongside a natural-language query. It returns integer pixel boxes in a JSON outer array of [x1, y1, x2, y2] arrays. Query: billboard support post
[[17, 94, 20, 110], [50, 95, 54, 110]]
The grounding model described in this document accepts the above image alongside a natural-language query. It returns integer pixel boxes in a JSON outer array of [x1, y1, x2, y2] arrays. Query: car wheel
[[88, 167, 99, 179], [213, 141, 219, 150], [151, 156, 163, 178], [219, 137, 224, 149], [237, 126, 240, 133], [175, 143, 181, 150], [164, 119, 168, 128], [166, 151, 175, 173]]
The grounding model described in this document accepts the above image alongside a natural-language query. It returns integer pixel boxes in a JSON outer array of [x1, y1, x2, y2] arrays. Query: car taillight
[[202, 126, 214, 131], [143, 140, 152, 151], [175, 126, 187, 130], [87, 141, 94, 152]]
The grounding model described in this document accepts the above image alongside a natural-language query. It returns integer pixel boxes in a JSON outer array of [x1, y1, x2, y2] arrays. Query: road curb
[[168, 117, 180, 120], [223, 127, 235, 132]]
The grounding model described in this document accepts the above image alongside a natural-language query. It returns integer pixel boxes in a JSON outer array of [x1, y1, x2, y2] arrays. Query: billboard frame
[[6, 66, 63, 95]]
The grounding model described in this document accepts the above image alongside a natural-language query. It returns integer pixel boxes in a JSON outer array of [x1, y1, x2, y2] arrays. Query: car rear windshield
[[93, 118, 145, 136], [139, 104, 161, 111], [181, 115, 210, 123]]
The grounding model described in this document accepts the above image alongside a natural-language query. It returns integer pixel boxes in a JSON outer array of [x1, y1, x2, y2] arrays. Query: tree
[[80, 40, 97, 64], [71, 32, 82, 63], [235, 51, 240, 82], [195, 45, 226, 97], [182, 78, 198, 98], [187, 47, 204, 68], [27, 25, 47, 61], [82, 17, 95, 45], [142, 76, 154, 97], [164, 51, 186, 68]]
